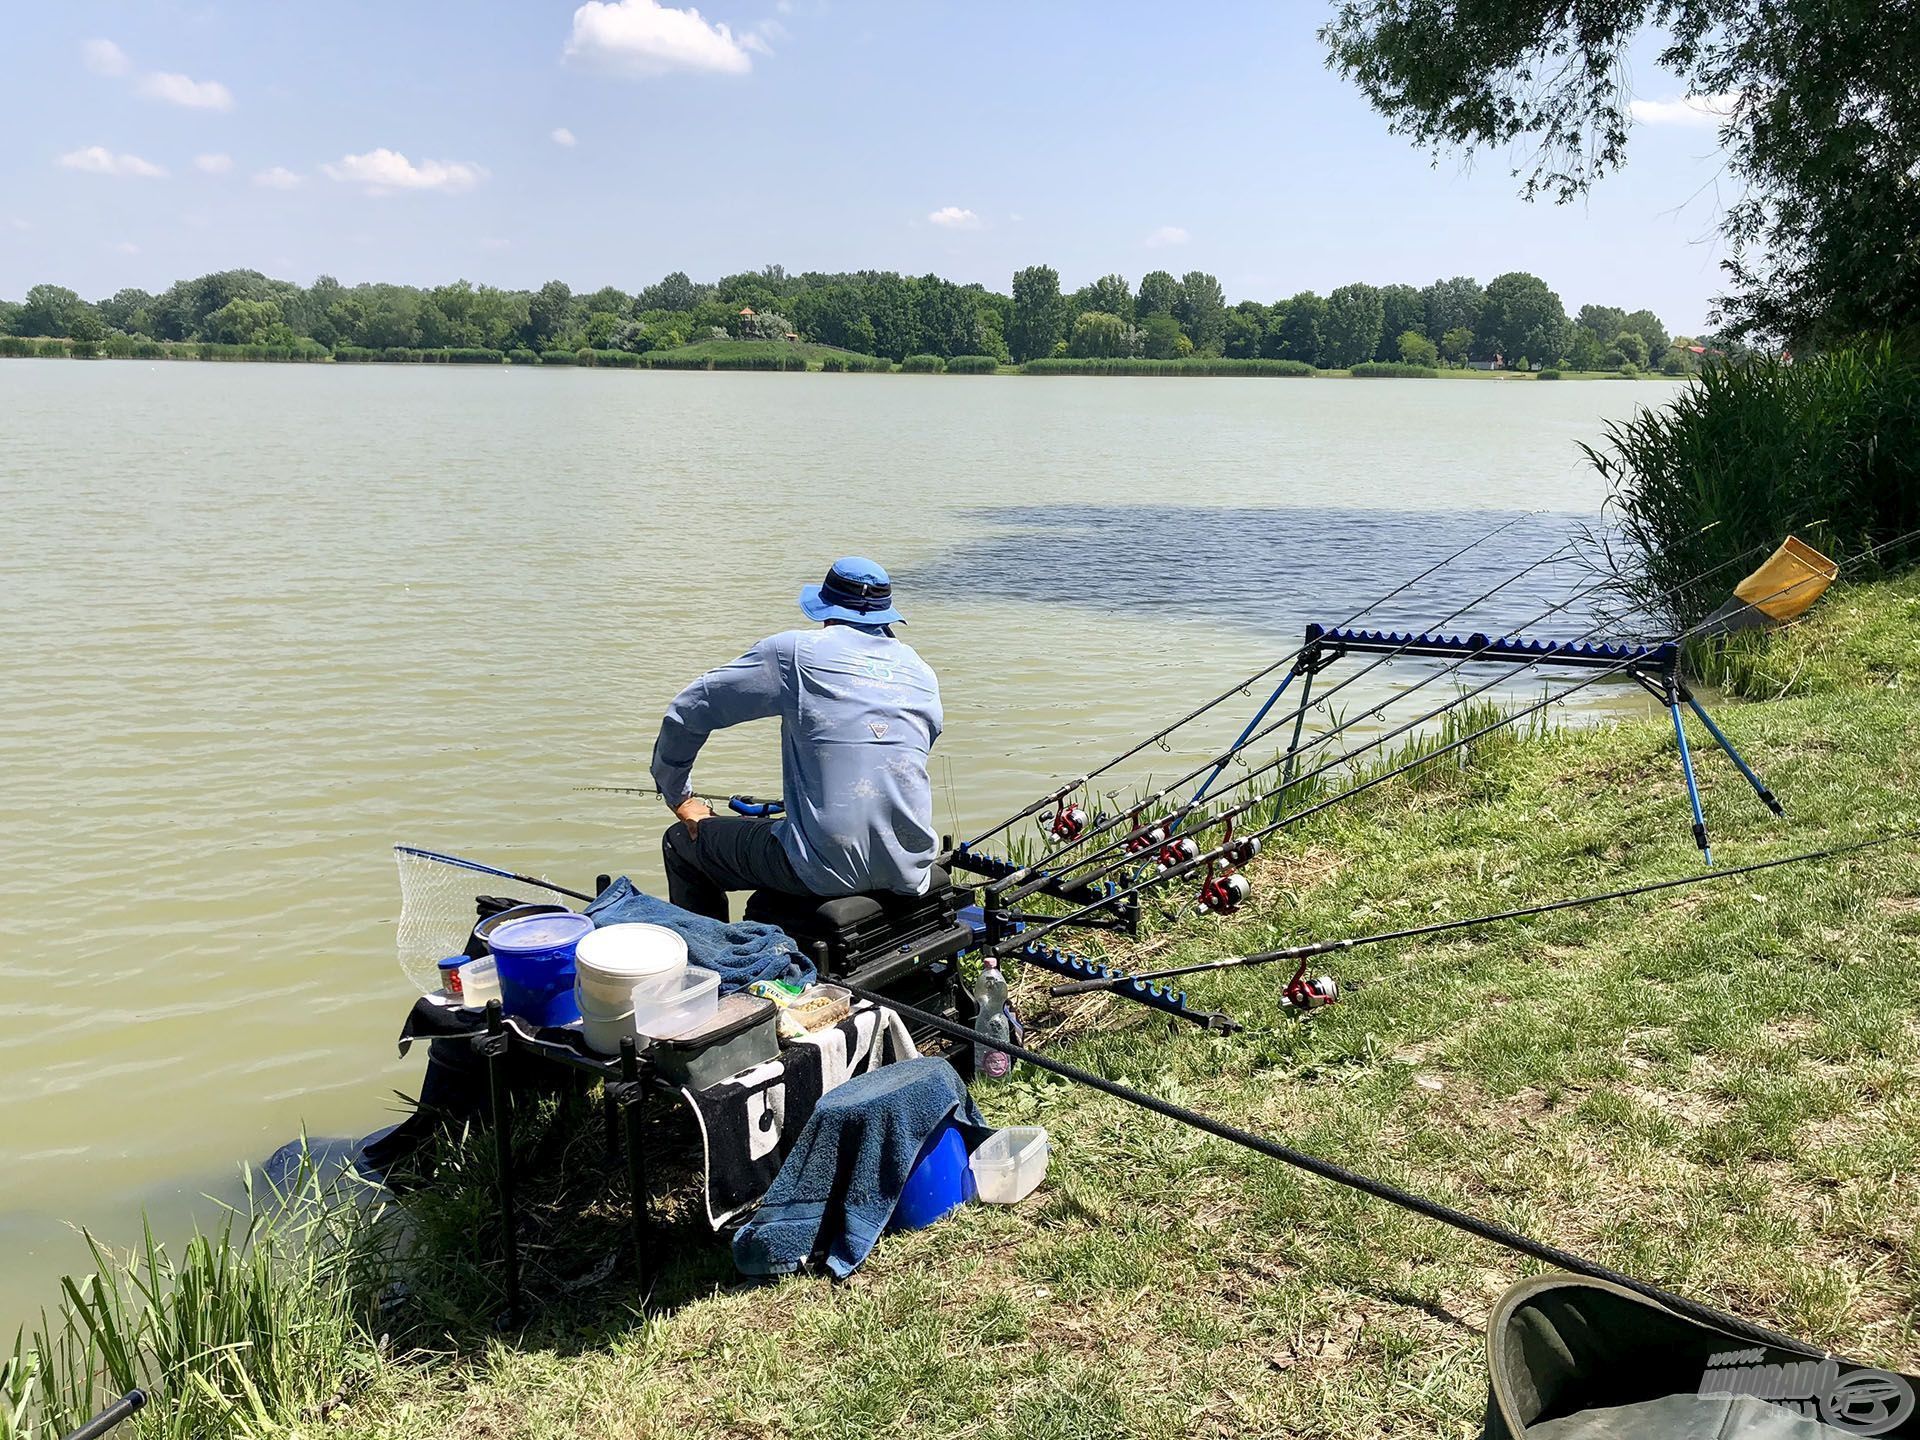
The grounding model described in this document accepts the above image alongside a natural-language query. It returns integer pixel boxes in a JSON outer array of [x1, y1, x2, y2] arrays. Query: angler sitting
[[649, 557, 944, 922]]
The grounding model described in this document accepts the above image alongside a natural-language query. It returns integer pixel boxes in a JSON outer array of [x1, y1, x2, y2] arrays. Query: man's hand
[[674, 795, 715, 839]]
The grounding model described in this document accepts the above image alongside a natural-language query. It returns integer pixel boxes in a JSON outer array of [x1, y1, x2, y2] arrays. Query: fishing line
[[1046, 829, 1920, 996], [1005, 529, 1920, 948], [842, 983, 1826, 1355], [956, 511, 1543, 850]]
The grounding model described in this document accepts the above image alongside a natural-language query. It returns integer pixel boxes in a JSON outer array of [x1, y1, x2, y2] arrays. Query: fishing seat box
[[646, 992, 779, 1090], [744, 865, 974, 995]]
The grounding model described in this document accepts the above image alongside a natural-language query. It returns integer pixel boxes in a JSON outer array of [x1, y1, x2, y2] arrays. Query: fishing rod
[[393, 844, 596, 903], [1046, 829, 1919, 999], [842, 982, 1823, 1354], [581, 784, 786, 817], [997, 531, 1917, 951], [956, 511, 1544, 852], [1022, 537, 1765, 893]]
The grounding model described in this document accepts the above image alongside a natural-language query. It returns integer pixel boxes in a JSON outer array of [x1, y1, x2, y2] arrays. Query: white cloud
[[195, 152, 234, 174], [8, 217, 31, 232], [321, 148, 486, 194], [565, 0, 755, 76], [109, 240, 140, 255], [1144, 225, 1190, 249], [138, 70, 236, 110], [551, 126, 578, 147], [253, 165, 304, 190], [57, 146, 168, 179], [927, 205, 981, 230], [83, 38, 132, 76], [1630, 92, 1738, 126]]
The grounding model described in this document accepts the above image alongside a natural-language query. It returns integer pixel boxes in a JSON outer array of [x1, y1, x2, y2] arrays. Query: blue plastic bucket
[[487, 912, 593, 1026], [890, 1121, 975, 1232]]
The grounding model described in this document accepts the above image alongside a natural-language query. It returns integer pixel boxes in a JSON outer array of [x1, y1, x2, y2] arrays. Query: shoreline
[[0, 345, 1683, 381]]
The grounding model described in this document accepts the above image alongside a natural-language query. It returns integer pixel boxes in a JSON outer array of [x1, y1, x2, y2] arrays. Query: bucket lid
[[576, 923, 690, 978], [487, 911, 593, 953]]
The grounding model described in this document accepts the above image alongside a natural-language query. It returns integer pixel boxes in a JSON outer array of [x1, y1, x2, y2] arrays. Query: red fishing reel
[[1222, 835, 1262, 868], [1197, 870, 1251, 914], [1156, 835, 1200, 872], [1280, 973, 1339, 1011], [1045, 802, 1088, 842]]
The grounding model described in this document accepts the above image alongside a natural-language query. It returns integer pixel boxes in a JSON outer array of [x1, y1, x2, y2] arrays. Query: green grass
[[17, 575, 1920, 1440], [644, 338, 869, 370]]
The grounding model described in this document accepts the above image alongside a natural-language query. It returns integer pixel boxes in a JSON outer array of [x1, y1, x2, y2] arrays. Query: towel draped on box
[[586, 876, 815, 992], [731, 1056, 988, 1279]]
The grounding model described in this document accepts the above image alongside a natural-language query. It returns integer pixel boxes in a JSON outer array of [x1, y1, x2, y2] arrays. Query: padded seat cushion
[[746, 865, 952, 938]]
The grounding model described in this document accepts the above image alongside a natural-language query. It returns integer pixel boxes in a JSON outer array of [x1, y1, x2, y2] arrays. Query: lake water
[[0, 362, 1680, 1325]]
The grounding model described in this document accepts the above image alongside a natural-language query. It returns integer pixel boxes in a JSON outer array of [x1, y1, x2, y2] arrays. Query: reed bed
[[1585, 338, 1920, 627]]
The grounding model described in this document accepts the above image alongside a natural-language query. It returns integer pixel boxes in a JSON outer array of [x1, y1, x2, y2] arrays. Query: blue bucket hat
[[799, 556, 906, 626]]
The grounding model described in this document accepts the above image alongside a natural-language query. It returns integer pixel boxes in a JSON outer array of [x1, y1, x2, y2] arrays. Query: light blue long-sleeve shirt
[[650, 625, 944, 897]]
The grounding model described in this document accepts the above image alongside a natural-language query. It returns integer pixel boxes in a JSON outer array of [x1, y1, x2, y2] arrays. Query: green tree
[[1438, 326, 1473, 365], [1566, 327, 1608, 372], [1260, 300, 1292, 359], [1174, 271, 1227, 354], [15, 284, 91, 337], [1277, 291, 1327, 365], [1322, 283, 1384, 368], [638, 272, 701, 312], [1576, 304, 1628, 341], [1621, 309, 1670, 361], [1008, 265, 1065, 363], [1375, 283, 1423, 361], [1478, 272, 1568, 365], [526, 279, 573, 347], [1322, 0, 1920, 343], [1605, 331, 1650, 370], [1068, 310, 1130, 358], [204, 296, 286, 345], [1224, 303, 1265, 358], [1135, 269, 1180, 318], [1140, 311, 1184, 359], [1420, 276, 1482, 345], [1071, 274, 1134, 323], [1397, 330, 1439, 366], [98, 287, 156, 336]]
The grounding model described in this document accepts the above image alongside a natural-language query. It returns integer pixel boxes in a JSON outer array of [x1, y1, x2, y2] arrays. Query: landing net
[[393, 848, 555, 995]]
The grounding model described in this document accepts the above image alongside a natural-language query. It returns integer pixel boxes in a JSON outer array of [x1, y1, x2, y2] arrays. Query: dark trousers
[[661, 816, 811, 921]]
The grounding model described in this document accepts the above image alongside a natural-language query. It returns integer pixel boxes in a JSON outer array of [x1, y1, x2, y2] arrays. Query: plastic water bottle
[[972, 957, 1012, 1079]]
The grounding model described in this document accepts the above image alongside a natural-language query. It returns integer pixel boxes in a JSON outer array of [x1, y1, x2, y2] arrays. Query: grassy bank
[[15, 576, 1920, 1440]]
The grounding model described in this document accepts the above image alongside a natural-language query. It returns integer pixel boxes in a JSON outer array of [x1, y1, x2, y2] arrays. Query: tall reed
[[1585, 338, 1920, 627]]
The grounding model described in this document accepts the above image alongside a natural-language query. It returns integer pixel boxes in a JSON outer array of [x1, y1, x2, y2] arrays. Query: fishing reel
[[1197, 871, 1251, 915], [1222, 835, 1261, 868], [1156, 836, 1200, 872], [1279, 973, 1339, 1012], [1044, 802, 1088, 842]]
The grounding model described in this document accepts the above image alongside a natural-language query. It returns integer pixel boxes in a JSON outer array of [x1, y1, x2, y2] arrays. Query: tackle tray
[[645, 993, 779, 1090]]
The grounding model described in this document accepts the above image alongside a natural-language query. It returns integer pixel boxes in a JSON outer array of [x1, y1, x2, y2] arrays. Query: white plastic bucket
[[575, 924, 688, 1016], [457, 956, 502, 1009]]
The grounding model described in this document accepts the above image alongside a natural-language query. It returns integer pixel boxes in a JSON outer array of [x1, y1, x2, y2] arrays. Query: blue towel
[[732, 1057, 988, 1279], [586, 877, 815, 992]]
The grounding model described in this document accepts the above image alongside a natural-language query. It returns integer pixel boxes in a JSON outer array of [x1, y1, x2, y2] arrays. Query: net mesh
[[393, 849, 558, 995]]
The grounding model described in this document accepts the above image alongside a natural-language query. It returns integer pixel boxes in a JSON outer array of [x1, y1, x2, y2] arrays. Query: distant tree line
[[0, 264, 1708, 374]]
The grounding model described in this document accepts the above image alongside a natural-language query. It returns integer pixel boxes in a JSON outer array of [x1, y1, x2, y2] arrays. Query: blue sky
[[1, 2, 1739, 331]]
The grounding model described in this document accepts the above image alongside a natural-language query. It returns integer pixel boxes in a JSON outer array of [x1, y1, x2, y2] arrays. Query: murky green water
[[0, 362, 1679, 1324]]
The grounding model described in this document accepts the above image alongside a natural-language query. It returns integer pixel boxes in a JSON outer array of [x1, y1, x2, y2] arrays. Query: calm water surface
[[0, 363, 1679, 1323]]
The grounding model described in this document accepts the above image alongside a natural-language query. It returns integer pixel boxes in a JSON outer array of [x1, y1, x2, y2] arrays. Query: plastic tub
[[969, 1126, 1049, 1204], [457, 956, 502, 1009], [575, 923, 688, 1013], [632, 965, 721, 1039], [487, 911, 593, 1026], [890, 1122, 974, 1231]]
